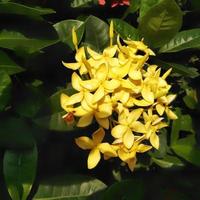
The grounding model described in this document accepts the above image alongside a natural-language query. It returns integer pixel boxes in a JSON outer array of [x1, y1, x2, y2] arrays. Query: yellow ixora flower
[[75, 128, 117, 169]]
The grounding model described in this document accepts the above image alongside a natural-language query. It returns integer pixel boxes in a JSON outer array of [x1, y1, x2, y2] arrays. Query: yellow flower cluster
[[60, 22, 177, 171]]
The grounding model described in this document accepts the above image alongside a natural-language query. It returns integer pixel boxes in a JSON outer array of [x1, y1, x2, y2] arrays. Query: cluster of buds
[[98, 0, 130, 7], [61, 21, 177, 171]]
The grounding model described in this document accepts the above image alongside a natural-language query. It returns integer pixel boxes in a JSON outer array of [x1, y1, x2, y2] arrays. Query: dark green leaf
[[159, 29, 200, 53], [0, 30, 58, 54], [129, 0, 141, 14], [171, 108, 194, 145], [3, 145, 37, 200], [71, 0, 93, 8], [139, 0, 183, 48], [85, 16, 109, 52], [104, 179, 144, 200], [183, 88, 198, 109], [172, 135, 200, 166], [111, 18, 140, 40], [139, 0, 161, 18], [14, 85, 45, 118], [0, 117, 35, 149], [152, 155, 184, 168], [0, 50, 24, 75], [155, 59, 199, 78], [0, 2, 55, 16], [33, 174, 107, 200], [54, 20, 85, 50], [0, 70, 11, 111]]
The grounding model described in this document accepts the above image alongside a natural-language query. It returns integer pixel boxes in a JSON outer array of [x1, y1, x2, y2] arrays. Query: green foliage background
[[0, 0, 200, 199]]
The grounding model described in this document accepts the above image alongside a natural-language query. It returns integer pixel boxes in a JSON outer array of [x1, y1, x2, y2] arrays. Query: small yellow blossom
[[75, 128, 117, 169]]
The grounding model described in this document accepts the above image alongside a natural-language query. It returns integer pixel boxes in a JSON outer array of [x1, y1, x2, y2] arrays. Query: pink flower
[[111, 0, 130, 7], [98, 0, 130, 7]]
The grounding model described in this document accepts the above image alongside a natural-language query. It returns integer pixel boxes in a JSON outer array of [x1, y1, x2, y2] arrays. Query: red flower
[[98, 0, 130, 7]]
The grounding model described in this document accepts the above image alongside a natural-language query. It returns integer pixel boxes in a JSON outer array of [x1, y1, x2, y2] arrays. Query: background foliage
[[0, 0, 200, 199]]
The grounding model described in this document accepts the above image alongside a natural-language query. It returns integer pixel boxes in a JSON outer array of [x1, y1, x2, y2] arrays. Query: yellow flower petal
[[77, 114, 93, 127], [98, 143, 117, 157], [60, 93, 69, 109], [111, 125, 127, 139], [97, 103, 112, 118], [75, 136, 94, 150], [95, 117, 109, 129], [156, 104, 165, 116], [88, 148, 101, 169], [81, 98, 93, 112], [95, 64, 108, 81], [72, 27, 78, 49], [87, 47, 102, 60], [123, 128, 134, 149], [64, 92, 83, 106], [72, 72, 82, 91], [141, 86, 154, 103], [81, 79, 99, 91], [62, 62, 80, 70], [127, 157, 136, 171], [103, 46, 117, 57], [165, 108, 178, 120], [131, 121, 146, 133], [162, 68, 172, 80], [93, 86, 105, 103], [127, 108, 143, 124], [166, 94, 176, 104], [129, 69, 142, 80], [103, 79, 121, 92], [150, 133, 159, 149], [75, 47, 85, 61], [137, 144, 152, 153], [92, 127, 105, 145], [73, 106, 88, 117], [133, 99, 153, 107]]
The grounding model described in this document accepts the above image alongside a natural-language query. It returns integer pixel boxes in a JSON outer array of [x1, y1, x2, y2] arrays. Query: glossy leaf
[[159, 28, 200, 53], [71, 0, 93, 8], [0, 2, 55, 16], [54, 20, 85, 50], [155, 59, 199, 78], [33, 174, 107, 200], [139, 0, 161, 19], [172, 135, 200, 166], [152, 155, 184, 168], [104, 179, 144, 200], [139, 0, 183, 48], [0, 50, 24, 75], [0, 30, 58, 54], [0, 117, 35, 149], [111, 18, 140, 40], [85, 15, 109, 51], [0, 70, 11, 111], [3, 145, 37, 200]]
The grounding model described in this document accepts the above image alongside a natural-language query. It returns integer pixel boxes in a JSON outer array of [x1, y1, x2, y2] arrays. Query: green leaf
[[0, 117, 35, 149], [171, 108, 194, 145], [0, 30, 58, 54], [0, 50, 25, 75], [183, 88, 198, 109], [84, 16, 109, 52], [104, 179, 144, 200], [0, 2, 55, 16], [172, 135, 200, 166], [159, 28, 200, 53], [139, 0, 162, 19], [129, 0, 141, 14], [54, 20, 85, 50], [155, 59, 199, 78], [152, 155, 184, 168], [33, 174, 107, 200], [138, 0, 183, 48], [3, 145, 37, 200], [71, 0, 93, 8], [111, 18, 140, 40], [0, 70, 11, 111], [14, 85, 45, 118]]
